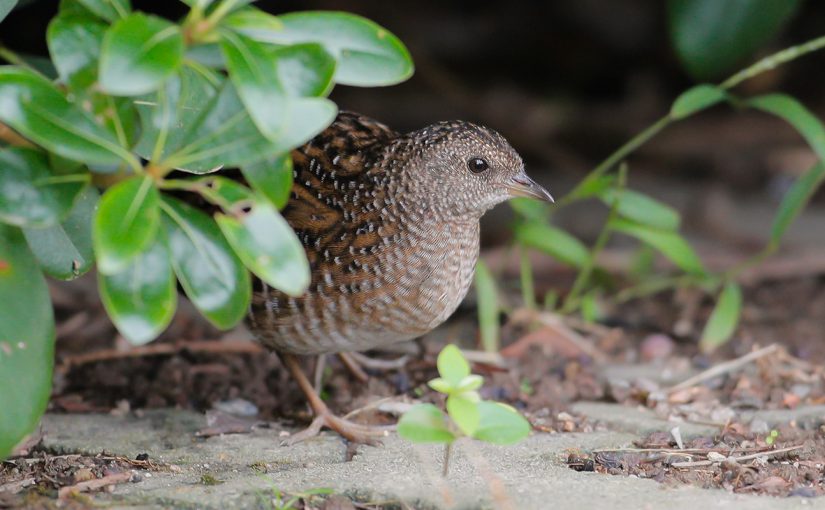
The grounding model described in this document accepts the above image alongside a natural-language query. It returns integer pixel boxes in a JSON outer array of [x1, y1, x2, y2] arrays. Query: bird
[[247, 111, 553, 443]]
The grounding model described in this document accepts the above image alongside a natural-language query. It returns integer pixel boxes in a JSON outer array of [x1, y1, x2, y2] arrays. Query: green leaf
[[567, 174, 616, 202], [610, 218, 705, 275], [0, 1, 17, 24], [134, 66, 221, 165], [0, 224, 55, 459], [446, 395, 480, 437], [161, 197, 251, 330], [217, 222, 304, 291], [77, 0, 129, 22], [220, 29, 288, 140], [269, 43, 337, 98], [397, 403, 455, 443], [699, 281, 742, 352], [770, 162, 825, 246], [230, 10, 413, 87], [99, 237, 176, 345], [515, 222, 589, 268], [164, 80, 336, 172], [23, 187, 98, 280], [473, 401, 531, 445], [670, 84, 728, 120], [0, 148, 89, 227], [437, 344, 470, 387], [427, 377, 452, 395], [456, 375, 484, 393], [0, 67, 132, 168], [99, 12, 184, 96], [241, 154, 293, 209], [668, 0, 801, 80], [214, 194, 310, 296], [93, 175, 160, 274], [474, 260, 499, 353], [47, 11, 106, 90], [600, 188, 681, 231], [749, 94, 825, 160], [509, 197, 550, 222]]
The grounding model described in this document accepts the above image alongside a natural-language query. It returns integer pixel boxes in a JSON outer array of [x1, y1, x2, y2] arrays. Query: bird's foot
[[281, 412, 395, 446]]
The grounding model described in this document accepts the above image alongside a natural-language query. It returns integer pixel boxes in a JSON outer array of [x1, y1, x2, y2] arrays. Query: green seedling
[[398, 344, 531, 475], [765, 429, 779, 446]]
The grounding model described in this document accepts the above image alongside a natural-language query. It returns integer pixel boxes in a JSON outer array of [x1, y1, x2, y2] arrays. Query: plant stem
[[558, 116, 671, 207], [519, 247, 536, 310], [0, 122, 36, 148], [720, 35, 825, 90], [560, 164, 627, 314], [443, 442, 452, 477]]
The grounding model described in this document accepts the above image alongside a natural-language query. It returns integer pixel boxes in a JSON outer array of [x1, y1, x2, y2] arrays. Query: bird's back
[[247, 112, 481, 355]]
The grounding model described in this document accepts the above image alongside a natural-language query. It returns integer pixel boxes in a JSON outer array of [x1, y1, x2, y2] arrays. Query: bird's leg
[[279, 352, 394, 445], [337, 351, 409, 382]]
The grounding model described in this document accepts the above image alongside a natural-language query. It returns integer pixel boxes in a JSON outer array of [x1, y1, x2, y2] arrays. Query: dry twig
[[667, 344, 780, 393]]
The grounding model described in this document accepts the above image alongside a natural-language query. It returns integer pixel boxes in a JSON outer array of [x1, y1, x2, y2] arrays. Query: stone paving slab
[[36, 410, 825, 509]]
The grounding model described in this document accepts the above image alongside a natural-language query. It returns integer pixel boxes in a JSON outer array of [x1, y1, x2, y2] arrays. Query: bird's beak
[[506, 171, 554, 203]]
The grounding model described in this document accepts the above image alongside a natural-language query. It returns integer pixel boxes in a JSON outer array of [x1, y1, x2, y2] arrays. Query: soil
[[0, 266, 807, 502]]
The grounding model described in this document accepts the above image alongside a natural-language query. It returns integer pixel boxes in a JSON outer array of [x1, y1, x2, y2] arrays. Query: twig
[[58, 340, 265, 370], [667, 344, 779, 393], [57, 471, 132, 499], [671, 445, 803, 469]]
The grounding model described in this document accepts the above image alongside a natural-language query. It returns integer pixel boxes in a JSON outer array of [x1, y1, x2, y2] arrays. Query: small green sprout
[[397, 344, 531, 475], [765, 429, 779, 446]]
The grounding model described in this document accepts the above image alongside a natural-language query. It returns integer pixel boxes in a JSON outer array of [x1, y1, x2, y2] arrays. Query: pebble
[[212, 398, 259, 417]]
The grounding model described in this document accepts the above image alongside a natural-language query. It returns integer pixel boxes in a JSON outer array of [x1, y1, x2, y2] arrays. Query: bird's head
[[401, 121, 552, 218]]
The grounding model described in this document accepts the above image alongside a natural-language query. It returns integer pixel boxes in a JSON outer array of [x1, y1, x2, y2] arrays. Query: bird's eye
[[468, 157, 489, 173]]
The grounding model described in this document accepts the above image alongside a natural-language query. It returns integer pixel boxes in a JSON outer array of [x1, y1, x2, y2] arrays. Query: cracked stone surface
[[35, 408, 825, 509]]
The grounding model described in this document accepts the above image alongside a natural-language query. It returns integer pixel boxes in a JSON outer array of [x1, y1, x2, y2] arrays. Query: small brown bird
[[248, 112, 553, 442]]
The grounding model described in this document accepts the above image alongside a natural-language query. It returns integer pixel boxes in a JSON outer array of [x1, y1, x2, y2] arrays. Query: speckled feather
[[247, 111, 528, 355]]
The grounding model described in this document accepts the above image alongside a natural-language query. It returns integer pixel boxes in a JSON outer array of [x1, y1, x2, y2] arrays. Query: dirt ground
[[1, 264, 823, 506]]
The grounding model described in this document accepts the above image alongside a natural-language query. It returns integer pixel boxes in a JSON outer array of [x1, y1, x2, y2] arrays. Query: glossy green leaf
[[668, 0, 801, 80], [241, 154, 293, 209], [0, 1, 17, 24], [161, 197, 251, 330], [447, 395, 480, 437], [0, 67, 132, 168], [770, 162, 825, 246], [473, 401, 531, 445], [437, 344, 470, 387], [99, 238, 176, 345], [134, 67, 221, 165], [215, 196, 310, 296], [164, 80, 335, 172], [77, 0, 129, 22], [47, 12, 106, 90], [0, 148, 88, 227], [670, 84, 728, 120], [456, 375, 484, 393], [749, 94, 825, 160], [474, 260, 499, 353], [270, 43, 336, 98], [23, 187, 98, 280], [230, 10, 413, 87], [93, 175, 160, 274], [397, 404, 455, 444], [220, 29, 288, 140], [600, 188, 681, 231], [99, 13, 184, 96], [0, 224, 55, 459], [610, 218, 704, 274], [699, 281, 742, 352], [515, 222, 589, 268]]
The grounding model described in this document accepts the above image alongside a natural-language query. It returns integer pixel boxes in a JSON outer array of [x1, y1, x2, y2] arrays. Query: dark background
[[5, 0, 825, 246]]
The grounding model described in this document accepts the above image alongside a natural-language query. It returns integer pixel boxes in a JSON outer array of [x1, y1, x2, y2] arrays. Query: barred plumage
[[245, 111, 552, 357]]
